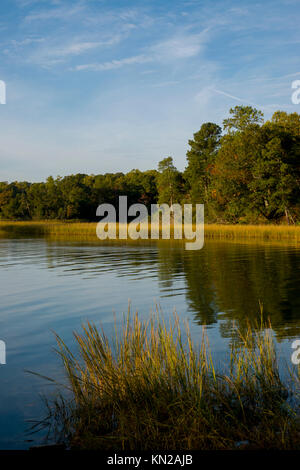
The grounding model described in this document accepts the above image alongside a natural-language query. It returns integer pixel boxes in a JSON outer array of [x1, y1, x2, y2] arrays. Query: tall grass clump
[[36, 313, 300, 450]]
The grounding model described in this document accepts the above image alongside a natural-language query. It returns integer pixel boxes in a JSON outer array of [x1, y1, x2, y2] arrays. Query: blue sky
[[0, 0, 299, 181]]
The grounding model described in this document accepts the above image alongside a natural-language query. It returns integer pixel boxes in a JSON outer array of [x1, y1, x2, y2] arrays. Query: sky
[[0, 0, 299, 181]]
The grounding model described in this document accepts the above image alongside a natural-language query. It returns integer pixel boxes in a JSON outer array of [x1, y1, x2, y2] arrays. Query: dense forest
[[1, 106, 299, 224]]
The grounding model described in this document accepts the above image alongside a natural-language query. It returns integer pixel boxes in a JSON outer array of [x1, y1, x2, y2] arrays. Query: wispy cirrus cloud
[[7, 32, 125, 67], [150, 30, 209, 60], [73, 30, 209, 73], [74, 54, 152, 72], [7, 4, 141, 68], [10, 37, 45, 47], [32, 36, 122, 62], [48, 41, 103, 57], [24, 3, 83, 22]]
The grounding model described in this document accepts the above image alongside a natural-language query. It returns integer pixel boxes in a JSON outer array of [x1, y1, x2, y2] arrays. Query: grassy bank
[[1, 220, 300, 243], [205, 223, 300, 241], [36, 313, 300, 450]]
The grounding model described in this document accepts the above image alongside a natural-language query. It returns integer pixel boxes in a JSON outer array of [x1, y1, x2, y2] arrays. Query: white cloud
[[41, 39, 115, 60], [151, 31, 209, 60], [74, 54, 152, 72], [73, 30, 210, 73], [22, 34, 124, 67], [24, 4, 83, 22], [8, 4, 136, 69], [195, 86, 215, 105], [11, 37, 45, 47], [53, 41, 102, 57]]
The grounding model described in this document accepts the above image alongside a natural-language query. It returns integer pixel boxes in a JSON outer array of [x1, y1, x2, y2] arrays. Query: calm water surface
[[0, 236, 299, 449]]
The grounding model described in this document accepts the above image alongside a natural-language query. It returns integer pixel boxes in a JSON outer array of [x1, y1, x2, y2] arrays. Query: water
[[0, 236, 299, 449]]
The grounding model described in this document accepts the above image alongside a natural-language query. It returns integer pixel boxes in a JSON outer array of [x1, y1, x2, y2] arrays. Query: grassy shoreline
[[35, 313, 300, 450], [0, 220, 299, 243]]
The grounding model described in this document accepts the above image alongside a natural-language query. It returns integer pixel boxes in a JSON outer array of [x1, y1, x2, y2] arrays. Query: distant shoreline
[[0, 220, 299, 243]]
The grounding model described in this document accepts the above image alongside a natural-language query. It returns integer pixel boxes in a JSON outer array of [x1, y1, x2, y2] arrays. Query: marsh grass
[[205, 223, 300, 242], [0, 221, 300, 243], [35, 313, 300, 450]]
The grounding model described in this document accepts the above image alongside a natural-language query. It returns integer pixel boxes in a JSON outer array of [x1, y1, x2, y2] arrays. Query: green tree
[[223, 105, 264, 133], [212, 106, 264, 222], [185, 122, 222, 208], [156, 157, 182, 206], [249, 113, 300, 223]]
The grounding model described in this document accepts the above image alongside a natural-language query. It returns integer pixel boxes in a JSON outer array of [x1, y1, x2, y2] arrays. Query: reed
[[205, 223, 300, 241], [1, 221, 300, 243], [35, 312, 300, 450]]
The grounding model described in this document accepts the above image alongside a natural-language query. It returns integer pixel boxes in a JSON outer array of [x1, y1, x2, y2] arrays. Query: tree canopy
[[1, 106, 299, 224]]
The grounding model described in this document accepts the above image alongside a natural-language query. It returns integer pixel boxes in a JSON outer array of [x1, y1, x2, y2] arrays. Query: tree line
[[1, 106, 299, 224]]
